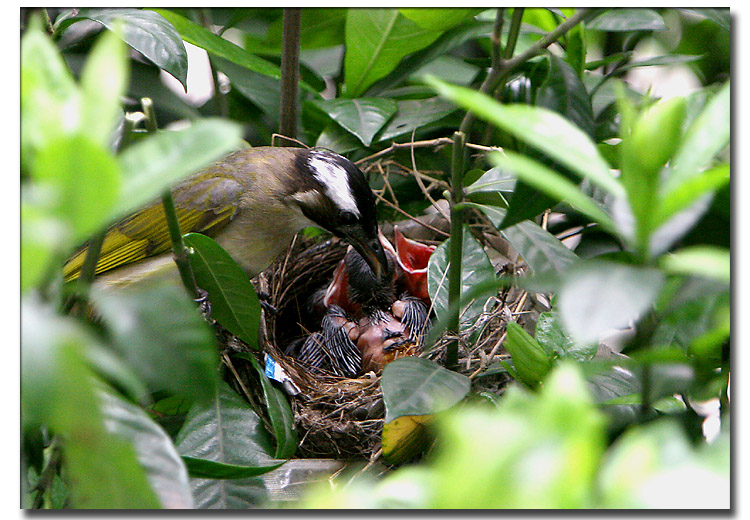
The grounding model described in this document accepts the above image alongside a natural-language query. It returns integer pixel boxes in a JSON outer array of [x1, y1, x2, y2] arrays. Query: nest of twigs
[[221, 154, 546, 461]]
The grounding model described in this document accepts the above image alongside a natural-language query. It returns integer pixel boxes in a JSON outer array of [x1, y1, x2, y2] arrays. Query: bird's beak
[[346, 230, 389, 281]]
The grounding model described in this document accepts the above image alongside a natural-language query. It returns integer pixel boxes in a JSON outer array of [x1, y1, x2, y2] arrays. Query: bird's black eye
[[339, 211, 358, 226]]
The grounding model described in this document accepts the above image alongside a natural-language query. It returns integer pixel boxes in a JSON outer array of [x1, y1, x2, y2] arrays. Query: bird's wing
[[63, 171, 245, 282]]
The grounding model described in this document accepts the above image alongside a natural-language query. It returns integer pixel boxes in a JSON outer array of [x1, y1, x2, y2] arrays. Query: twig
[[409, 130, 451, 222], [141, 97, 201, 299], [460, 8, 597, 135]]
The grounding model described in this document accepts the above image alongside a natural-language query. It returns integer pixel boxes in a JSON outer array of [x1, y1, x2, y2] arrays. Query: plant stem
[[31, 436, 62, 509], [279, 8, 301, 145], [459, 8, 597, 136], [503, 8, 525, 60], [141, 97, 201, 299], [446, 131, 466, 369]]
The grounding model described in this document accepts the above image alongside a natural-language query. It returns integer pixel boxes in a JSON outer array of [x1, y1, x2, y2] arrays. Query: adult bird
[[63, 146, 388, 289]]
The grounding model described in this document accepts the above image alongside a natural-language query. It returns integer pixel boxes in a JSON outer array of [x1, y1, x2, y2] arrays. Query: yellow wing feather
[[63, 170, 245, 282]]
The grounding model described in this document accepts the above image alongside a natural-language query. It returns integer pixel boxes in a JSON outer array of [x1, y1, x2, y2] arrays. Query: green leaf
[[426, 77, 624, 198], [598, 419, 729, 508], [115, 118, 242, 220], [152, 9, 314, 92], [21, 297, 161, 508], [503, 322, 552, 388], [57, 8, 188, 89], [32, 134, 121, 243], [100, 389, 194, 508], [90, 281, 218, 400], [558, 261, 665, 345], [536, 54, 595, 138], [181, 457, 283, 480], [264, 8, 347, 50], [427, 226, 497, 330], [237, 352, 298, 459], [344, 9, 443, 98], [213, 56, 280, 119], [183, 233, 262, 349], [470, 203, 579, 276], [21, 200, 68, 292], [536, 311, 597, 362], [660, 246, 730, 284], [21, 17, 79, 171], [312, 98, 398, 146], [488, 151, 619, 235], [376, 97, 457, 142], [176, 381, 279, 507], [381, 357, 471, 423], [664, 81, 730, 194], [465, 166, 516, 195], [587, 9, 667, 31], [655, 163, 730, 227], [79, 23, 129, 148], [315, 122, 363, 155], [686, 8, 730, 32], [398, 8, 479, 31]]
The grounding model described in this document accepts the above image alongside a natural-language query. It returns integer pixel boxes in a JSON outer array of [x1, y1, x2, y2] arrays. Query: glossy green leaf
[[315, 122, 363, 155], [664, 81, 730, 194], [427, 225, 497, 330], [115, 118, 242, 219], [465, 166, 516, 195], [312, 98, 398, 146], [90, 280, 218, 400], [184, 233, 262, 349], [582, 359, 641, 432], [366, 21, 493, 96], [376, 97, 457, 142], [382, 357, 471, 423], [686, 8, 730, 32], [587, 9, 667, 32], [470, 203, 579, 276], [100, 389, 194, 508], [488, 151, 619, 235], [558, 261, 665, 345], [536, 54, 595, 138], [57, 8, 188, 89], [344, 9, 443, 97], [426, 77, 624, 198], [660, 246, 730, 283], [152, 9, 315, 92], [238, 352, 298, 459], [399, 8, 479, 31], [176, 381, 279, 507], [32, 134, 121, 243], [79, 23, 129, 148]]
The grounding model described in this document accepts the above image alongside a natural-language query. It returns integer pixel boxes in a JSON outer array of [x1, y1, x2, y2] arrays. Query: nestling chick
[[297, 231, 433, 376]]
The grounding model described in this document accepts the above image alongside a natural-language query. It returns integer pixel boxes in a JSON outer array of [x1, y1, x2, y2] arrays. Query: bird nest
[[218, 212, 542, 462]]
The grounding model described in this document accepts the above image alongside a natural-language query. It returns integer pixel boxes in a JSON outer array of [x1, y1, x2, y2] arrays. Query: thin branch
[[446, 130, 467, 370], [460, 8, 597, 136], [196, 9, 229, 118]]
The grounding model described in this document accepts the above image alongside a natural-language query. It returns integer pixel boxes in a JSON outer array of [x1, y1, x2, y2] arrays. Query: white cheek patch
[[308, 152, 360, 217]]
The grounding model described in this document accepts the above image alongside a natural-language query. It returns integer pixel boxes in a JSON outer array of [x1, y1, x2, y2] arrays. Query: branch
[[460, 8, 597, 135]]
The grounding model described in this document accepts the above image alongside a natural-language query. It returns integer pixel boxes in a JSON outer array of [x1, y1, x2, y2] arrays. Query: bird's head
[[290, 148, 388, 280]]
